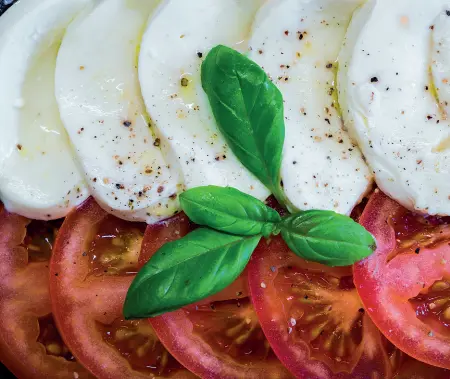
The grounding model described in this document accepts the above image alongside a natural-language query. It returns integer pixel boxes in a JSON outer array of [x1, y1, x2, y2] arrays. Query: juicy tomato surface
[[0, 205, 92, 379], [248, 236, 395, 379], [354, 189, 450, 370], [49, 198, 195, 378]]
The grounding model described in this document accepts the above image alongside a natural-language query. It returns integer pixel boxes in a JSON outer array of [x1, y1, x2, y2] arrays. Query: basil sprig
[[201, 45, 287, 205], [123, 46, 377, 320]]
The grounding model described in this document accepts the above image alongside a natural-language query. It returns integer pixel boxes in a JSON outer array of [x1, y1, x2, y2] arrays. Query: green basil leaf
[[180, 186, 281, 237], [280, 211, 376, 267], [123, 228, 260, 318], [201, 45, 286, 204]]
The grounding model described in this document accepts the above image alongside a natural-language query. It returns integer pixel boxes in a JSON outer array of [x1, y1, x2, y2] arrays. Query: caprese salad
[[0, 0, 449, 378]]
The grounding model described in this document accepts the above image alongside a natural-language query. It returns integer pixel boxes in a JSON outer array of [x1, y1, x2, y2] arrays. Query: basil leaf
[[280, 211, 376, 267], [123, 229, 260, 318], [180, 186, 280, 237], [201, 45, 286, 204]]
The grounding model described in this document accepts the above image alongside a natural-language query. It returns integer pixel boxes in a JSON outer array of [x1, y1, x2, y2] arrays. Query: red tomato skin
[[353, 190, 450, 370], [49, 198, 194, 379], [0, 206, 92, 379], [248, 237, 394, 379]]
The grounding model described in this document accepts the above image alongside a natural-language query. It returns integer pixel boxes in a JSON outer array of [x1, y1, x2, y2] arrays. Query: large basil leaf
[[280, 211, 376, 267], [201, 45, 286, 204], [180, 186, 280, 237], [123, 228, 260, 318]]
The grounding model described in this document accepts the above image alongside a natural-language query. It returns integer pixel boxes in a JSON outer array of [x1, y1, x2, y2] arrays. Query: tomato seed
[[46, 343, 62, 356], [443, 307, 450, 320], [431, 281, 450, 291]]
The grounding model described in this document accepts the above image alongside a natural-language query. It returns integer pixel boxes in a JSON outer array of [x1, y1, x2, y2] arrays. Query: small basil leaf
[[280, 211, 376, 267], [123, 229, 260, 318], [180, 186, 281, 237], [201, 45, 287, 205]]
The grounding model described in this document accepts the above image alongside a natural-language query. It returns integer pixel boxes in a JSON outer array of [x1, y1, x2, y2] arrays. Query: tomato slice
[[0, 205, 92, 379], [354, 189, 450, 370], [50, 198, 195, 378], [150, 297, 292, 378], [248, 236, 395, 378], [137, 206, 290, 378]]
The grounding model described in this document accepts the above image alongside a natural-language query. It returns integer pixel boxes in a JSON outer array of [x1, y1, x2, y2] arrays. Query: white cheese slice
[[138, 0, 270, 201], [56, 0, 183, 223], [0, 0, 90, 220], [339, 0, 450, 215], [249, 0, 372, 215]]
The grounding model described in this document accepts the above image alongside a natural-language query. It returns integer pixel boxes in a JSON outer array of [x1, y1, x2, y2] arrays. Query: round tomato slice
[[50, 198, 195, 378], [150, 298, 292, 379], [138, 207, 290, 378], [0, 205, 92, 379], [354, 189, 450, 369], [248, 236, 394, 379]]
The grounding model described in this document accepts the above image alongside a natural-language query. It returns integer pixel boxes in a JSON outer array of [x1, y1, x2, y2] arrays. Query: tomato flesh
[[0, 206, 91, 379], [186, 298, 273, 363], [354, 190, 450, 370], [100, 318, 186, 376], [50, 198, 195, 378], [248, 236, 393, 379], [38, 314, 75, 361], [88, 215, 146, 276]]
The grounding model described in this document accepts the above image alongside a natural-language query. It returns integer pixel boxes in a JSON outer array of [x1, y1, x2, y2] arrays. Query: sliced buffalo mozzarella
[[248, 0, 372, 215], [56, 0, 183, 224], [138, 0, 270, 201], [339, 0, 450, 215], [0, 0, 90, 220]]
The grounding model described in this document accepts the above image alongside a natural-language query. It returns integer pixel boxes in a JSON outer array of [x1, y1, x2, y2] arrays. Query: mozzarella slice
[[138, 0, 269, 201], [339, 0, 450, 215], [248, 0, 371, 215], [0, 0, 90, 220], [56, 0, 183, 224]]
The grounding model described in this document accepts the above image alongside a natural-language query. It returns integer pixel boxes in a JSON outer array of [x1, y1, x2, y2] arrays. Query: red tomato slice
[[150, 298, 292, 379], [0, 205, 92, 379], [50, 198, 195, 378], [248, 236, 395, 379], [137, 207, 290, 378], [354, 189, 450, 370]]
